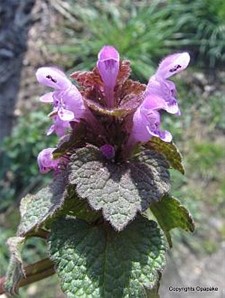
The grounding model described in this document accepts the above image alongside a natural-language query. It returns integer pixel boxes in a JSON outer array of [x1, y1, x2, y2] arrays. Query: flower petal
[[130, 107, 158, 143], [130, 102, 173, 144], [146, 77, 180, 114], [37, 147, 59, 173], [53, 86, 85, 121], [147, 127, 172, 143], [36, 67, 72, 90], [144, 94, 167, 111], [97, 45, 120, 89], [47, 115, 71, 137], [46, 124, 55, 136], [145, 93, 180, 115], [61, 87, 85, 120], [159, 130, 172, 142], [40, 92, 54, 103], [98, 45, 119, 62], [58, 107, 75, 121], [156, 52, 190, 79]]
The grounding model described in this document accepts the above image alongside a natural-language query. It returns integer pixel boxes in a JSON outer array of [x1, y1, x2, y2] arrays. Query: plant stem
[[0, 258, 55, 295]]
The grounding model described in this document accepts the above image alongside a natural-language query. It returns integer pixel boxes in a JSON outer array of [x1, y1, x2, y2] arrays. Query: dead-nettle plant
[[2, 46, 194, 297]]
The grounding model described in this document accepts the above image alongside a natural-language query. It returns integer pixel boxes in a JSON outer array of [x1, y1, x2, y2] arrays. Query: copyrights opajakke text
[[169, 286, 219, 293]]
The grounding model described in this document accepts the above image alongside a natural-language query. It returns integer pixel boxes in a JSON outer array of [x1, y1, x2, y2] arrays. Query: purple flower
[[36, 67, 71, 89], [39, 92, 54, 103], [155, 52, 190, 78], [47, 115, 71, 137], [36, 67, 85, 125], [97, 45, 120, 108], [145, 52, 190, 114], [100, 144, 115, 159], [52, 87, 85, 121], [129, 98, 172, 144], [37, 148, 62, 174]]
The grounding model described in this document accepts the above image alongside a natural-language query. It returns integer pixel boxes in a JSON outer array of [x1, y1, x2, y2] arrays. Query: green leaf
[[60, 188, 101, 223], [149, 195, 195, 247], [17, 171, 68, 236], [48, 216, 166, 298], [4, 237, 25, 295], [146, 137, 185, 174], [69, 146, 170, 231]]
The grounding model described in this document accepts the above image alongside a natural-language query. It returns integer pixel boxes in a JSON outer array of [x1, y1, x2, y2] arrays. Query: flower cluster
[[36, 46, 190, 173]]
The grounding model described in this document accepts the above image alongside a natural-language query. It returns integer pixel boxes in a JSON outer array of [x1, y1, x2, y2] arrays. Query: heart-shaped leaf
[[48, 216, 166, 298], [69, 146, 170, 231]]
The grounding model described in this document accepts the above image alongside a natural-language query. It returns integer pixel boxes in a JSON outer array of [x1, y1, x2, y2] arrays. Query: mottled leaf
[[149, 195, 195, 247], [17, 171, 68, 236], [48, 216, 166, 298], [146, 137, 185, 174], [4, 237, 25, 295], [69, 146, 170, 231]]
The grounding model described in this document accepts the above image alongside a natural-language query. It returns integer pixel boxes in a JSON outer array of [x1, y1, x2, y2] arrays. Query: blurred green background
[[0, 0, 225, 297]]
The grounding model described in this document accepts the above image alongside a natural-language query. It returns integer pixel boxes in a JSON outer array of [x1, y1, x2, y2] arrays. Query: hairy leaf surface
[[146, 137, 184, 174], [149, 195, 195, 246], [17, 171, 68, 236], [69, 146, 170, 230], [48, 216, 166, 298]]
